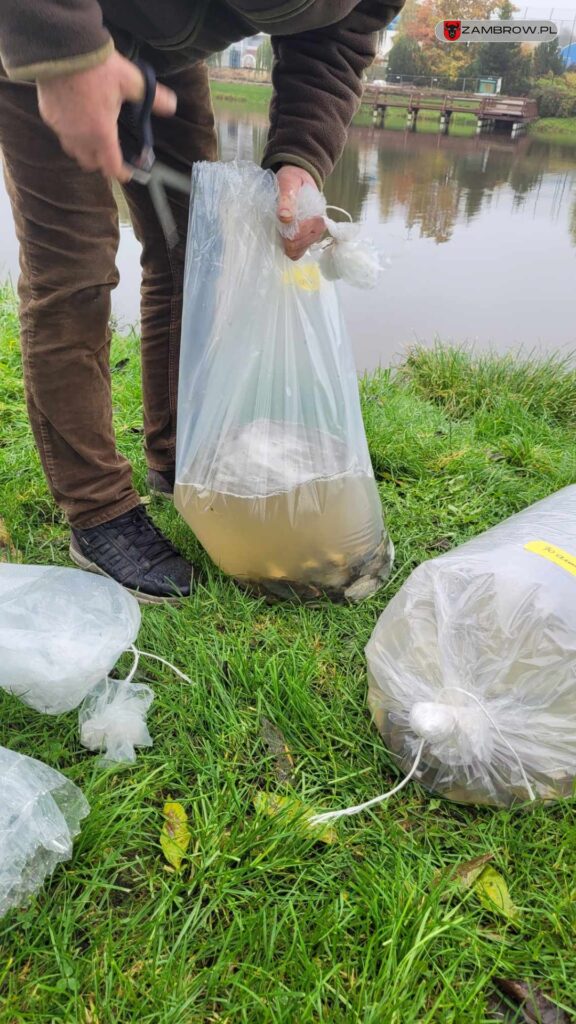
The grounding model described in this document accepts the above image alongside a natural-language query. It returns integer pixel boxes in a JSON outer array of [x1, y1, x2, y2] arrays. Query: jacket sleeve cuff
[[261, 153, 324, 190], [6, 39, 114, 82]]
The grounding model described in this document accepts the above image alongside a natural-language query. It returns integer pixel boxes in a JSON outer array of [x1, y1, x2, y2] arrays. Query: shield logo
[[444, 20, 461, 40]]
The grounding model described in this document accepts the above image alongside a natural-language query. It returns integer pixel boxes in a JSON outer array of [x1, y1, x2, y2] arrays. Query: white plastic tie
[[129, 646, 193, 685], [309, 740, 425, 826], [308, 685, 536, 827], [325, 204, 353, 223]]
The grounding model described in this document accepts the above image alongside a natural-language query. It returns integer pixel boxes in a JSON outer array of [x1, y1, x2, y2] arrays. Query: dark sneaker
[[69, 504, 193, 604], [148, 467, 175, 500]]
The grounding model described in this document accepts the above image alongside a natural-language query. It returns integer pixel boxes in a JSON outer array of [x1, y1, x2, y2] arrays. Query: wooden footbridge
[[363, 87, 538, 136]]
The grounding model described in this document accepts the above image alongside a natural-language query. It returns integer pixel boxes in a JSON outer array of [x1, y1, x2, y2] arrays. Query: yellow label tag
[[525, 540, 576, 577], [282, 263, 321, 292]]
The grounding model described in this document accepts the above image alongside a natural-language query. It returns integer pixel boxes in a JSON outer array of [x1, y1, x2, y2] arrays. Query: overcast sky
[[516, 0, 576, 17]]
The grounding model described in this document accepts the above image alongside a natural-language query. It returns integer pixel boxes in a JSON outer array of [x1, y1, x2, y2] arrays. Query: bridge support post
[[406, 108, 417, 131], [439, 111, 451, 135], [476, 117, 486, 135]]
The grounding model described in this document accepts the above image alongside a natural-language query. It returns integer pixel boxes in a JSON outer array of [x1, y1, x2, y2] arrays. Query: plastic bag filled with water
[[0, 564, 141, 713], [367, 486, 576, 807], [175, 161, 393, 602], [0, 746, 89, 917]]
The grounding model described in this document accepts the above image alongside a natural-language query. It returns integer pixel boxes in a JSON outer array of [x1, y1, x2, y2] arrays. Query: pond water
[[1, 106, 575, 371]]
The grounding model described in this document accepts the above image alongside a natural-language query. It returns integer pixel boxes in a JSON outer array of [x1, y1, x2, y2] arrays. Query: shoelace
[[118, 507, 179, 566]]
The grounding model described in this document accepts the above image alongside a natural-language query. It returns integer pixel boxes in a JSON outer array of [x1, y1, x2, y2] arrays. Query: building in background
[[378, 15, 400, 59], [222, 33, 267, 69], [561, 41, 576, 67]]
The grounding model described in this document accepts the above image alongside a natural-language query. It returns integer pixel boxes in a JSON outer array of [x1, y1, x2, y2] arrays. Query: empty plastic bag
[[79, 677, 154, 763], [0, 746, 89, 917], [367, 486, 576, 807], [175, 161, 393, 602], [0, 564, 141, 714]]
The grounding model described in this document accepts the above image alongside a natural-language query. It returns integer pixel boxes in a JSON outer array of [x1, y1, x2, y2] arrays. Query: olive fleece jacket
[[0, 0, 403, 185]]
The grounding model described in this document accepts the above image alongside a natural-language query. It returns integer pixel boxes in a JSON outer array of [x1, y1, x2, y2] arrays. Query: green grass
[[210, 80, 272, 110], [530, 116, 576, 139], [1, 284, 576, 1022]]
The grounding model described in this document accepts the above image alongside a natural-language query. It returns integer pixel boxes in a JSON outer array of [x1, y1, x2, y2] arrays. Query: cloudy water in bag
[[175, 421, 393, 601]]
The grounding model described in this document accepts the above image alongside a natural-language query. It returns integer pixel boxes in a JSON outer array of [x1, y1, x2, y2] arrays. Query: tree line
[[385, 0, 567, 97]]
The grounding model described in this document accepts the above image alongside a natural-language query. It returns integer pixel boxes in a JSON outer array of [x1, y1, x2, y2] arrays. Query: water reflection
[[1, 108, 575, 369]]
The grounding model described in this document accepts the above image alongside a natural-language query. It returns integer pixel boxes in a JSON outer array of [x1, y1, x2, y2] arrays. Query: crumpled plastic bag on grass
[[0, 745, 89, 917], [0, 564, 154, 763], [79, 677, 154, 763], [367, 485, 576, 807]]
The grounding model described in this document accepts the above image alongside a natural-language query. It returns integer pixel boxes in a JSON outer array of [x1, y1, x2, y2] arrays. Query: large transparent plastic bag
[[175, 161, 393, 602], [0, 565, 141, 713], [0, 746, 89, 917], [367, 486, 576, 807]]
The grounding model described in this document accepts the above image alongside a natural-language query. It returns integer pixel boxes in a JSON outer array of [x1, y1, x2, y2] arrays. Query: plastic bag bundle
[[175, 161, 393, 601], [79, 677, 154, 763], [0, 564, 141, 713], [0, 746, 89, 917], [367, 486, 576, 807], [277, 183, 382, 289], [0, 564, 159, 764]]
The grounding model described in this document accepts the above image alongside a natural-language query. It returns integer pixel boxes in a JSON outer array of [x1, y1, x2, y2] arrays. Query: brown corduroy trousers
[[0, 62, 217, 527]]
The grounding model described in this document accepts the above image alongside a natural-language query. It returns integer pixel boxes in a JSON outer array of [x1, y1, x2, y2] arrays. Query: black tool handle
[[118, 60, 157, 172]]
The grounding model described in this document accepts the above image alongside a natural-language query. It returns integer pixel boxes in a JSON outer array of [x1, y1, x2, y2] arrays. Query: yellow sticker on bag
[[525, 540, 576, 577], [282, 264, 321, 292]]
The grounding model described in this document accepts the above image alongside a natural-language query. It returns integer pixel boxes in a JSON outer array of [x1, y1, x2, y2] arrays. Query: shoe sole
[[69, 543, 186, 606]]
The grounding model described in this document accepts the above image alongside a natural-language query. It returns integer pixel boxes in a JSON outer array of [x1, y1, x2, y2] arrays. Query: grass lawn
[[211, 80, 272, 110], [1, 284, 576, 1022], [530, 117, 576, 140]]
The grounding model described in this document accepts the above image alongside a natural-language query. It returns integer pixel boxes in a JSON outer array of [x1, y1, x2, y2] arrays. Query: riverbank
[[210, 80, 478, 132], [529, 116, 576, 138], [1, 285, 575, 1020], [210, 80, 576, 142]]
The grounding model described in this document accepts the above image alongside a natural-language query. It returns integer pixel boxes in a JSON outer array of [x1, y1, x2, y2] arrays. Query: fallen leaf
[[84, 996, 101, 1024], [113, 357, 130, 371], [433, 852, 494, 890], [474, 866, 519, 923], [0, 519, 11, 547], [453, 852, 495, 888], [253, 792, 337, 845], [0, 519, 17, 563], [494, 979, 571, 1023], [481, 930, 510, 944], [428, 537, 453, 553], [260, 717, 295, 784], [160, 802, 190, 871]]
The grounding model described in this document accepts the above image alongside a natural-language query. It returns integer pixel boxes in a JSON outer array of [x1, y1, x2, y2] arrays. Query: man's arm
[[0, 0, 113, 81], [262, 0, 403, 189]]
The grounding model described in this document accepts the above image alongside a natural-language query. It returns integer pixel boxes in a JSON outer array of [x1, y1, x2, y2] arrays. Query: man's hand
[[37, 51, 177, 182], [276, 165, 325, 261]]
